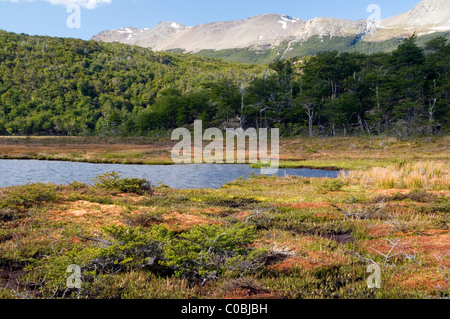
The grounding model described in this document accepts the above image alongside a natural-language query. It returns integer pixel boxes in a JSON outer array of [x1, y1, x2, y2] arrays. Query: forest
[[0, 30, 448, 137]]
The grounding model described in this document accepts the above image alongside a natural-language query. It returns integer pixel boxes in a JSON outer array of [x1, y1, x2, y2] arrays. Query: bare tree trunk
[[358, 115, 365, 135], [240, 83, 245, 128], [375, 85, 380, 110], [302, 102, 316, 138], [428, 98, 437, 135], [364, 120, 371, 136]]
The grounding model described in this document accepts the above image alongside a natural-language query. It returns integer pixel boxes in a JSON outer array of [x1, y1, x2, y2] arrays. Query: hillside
[[196, 32, 450, 64], [0, 30, 448, 137], [0, 30, 263, 136]]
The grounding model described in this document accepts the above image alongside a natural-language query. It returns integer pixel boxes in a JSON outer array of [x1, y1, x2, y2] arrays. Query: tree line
[[0, 30, 448, 137]]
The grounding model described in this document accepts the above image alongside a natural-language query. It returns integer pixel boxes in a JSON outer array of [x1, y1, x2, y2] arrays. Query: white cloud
[[1, 0, 112, 9]]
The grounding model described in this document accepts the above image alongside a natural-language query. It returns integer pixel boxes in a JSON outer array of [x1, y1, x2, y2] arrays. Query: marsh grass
[[342, 161, 450, 190], [0, 138, 449, 299], [88, 272, 195, 299]]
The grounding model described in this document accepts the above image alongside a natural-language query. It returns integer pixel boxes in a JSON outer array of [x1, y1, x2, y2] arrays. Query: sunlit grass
[[1, 136, 449, 169], [342, 161, 450, 190]]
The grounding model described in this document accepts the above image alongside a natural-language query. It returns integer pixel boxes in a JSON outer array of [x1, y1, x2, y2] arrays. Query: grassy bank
[[0, 136, 174, 165], [0, 137, 448, 299], [0, 136, 449, 170]]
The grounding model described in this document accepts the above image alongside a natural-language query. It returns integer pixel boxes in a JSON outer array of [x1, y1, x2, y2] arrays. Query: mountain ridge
[[92, 0, 450, 61]]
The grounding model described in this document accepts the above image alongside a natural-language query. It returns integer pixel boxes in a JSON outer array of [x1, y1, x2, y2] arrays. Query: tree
[[299, 99, 316, 138]]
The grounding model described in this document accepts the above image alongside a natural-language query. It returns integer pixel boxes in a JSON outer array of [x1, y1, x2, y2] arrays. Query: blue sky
[[0, 0, 422, 40]]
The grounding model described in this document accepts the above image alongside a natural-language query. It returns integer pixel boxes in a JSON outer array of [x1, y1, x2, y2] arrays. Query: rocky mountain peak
[[91, 0, 450, 54]]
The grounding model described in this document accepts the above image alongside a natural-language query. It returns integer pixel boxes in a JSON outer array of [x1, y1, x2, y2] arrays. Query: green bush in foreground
[[92, 171, 152, 195], [319, 179, 347, 192], [161, 223, 265, 281], [0, 183, 59, 208], [90, 223, 264, 282], [24, 223, 265, 297]]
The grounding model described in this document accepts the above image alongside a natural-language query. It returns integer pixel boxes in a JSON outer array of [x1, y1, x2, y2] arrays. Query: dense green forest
[[0, 30, 448, 137], [0, 31, 264, 136]]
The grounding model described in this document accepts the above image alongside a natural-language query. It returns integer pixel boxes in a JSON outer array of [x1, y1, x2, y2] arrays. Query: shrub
[[161, 223, 262, 282], [217, 277, 265, 297], [70, 181, 88, 190], [0, 183, 59, 208], [418, 202, 450, 214], [392, 190, 439, 203], [319, 179, 346, 192], [123, 211, 164, 227], [92, 171, 152, 195], [87, 225, 171, 274], [0, 208, 18, 222], [30, 222, 263, 294], [204, 196, 260, 208], [86, 223, 262, 282], [23, 247, 101, 298]]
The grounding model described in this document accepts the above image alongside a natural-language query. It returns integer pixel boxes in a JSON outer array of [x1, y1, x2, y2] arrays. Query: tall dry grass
[[341, 161, 450, 190]]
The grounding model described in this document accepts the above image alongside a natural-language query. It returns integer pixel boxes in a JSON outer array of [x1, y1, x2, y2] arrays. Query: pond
[[0, 160, 340, 189]]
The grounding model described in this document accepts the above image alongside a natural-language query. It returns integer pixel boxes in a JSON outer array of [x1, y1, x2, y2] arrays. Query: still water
[[0, 160, 339, 189]]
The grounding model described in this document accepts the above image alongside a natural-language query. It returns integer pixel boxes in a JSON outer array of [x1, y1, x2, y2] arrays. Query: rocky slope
[[92, 14, 370, 53], [92, 0, 450, 56], [383, 0, 450, 29]]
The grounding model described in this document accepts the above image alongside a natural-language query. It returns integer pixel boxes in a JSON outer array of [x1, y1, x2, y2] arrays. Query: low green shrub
[[418, 202, 450, 214], [202, 196, 260, 208], [123, 211, 164, 227], [92, 172, 152, 195], [22, 222, 265, 298], [0, 183, 59, 208], [69, 181, 88, 190], [319, 179, 347, 192], [392, 190, 440, 203], [87, 225, 170, 274], [161, 223, 263, 281]]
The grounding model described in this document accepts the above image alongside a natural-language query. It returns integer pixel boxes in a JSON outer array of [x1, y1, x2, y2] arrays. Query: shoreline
[[1, 135, 448, 171], [0, 155, 344, 171]]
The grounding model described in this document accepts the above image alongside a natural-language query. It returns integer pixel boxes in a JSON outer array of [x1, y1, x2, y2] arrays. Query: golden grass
[[342, 161, 450, 190]]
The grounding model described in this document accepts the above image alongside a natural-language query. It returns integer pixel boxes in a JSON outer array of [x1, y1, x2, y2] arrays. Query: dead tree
[[302, 101, 316, 138]]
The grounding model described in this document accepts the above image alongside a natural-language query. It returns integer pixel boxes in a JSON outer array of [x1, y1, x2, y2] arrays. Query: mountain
[[92, 0, 450, 63], [92, 14, 368, 53], [371, 0, 450, 40], [383, 0, 450, 30], [93, 22, 190, 49]]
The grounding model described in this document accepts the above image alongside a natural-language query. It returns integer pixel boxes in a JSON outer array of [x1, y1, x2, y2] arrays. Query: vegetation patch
[[0, 183, 59, 209], [93, 171, 152, 195]]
